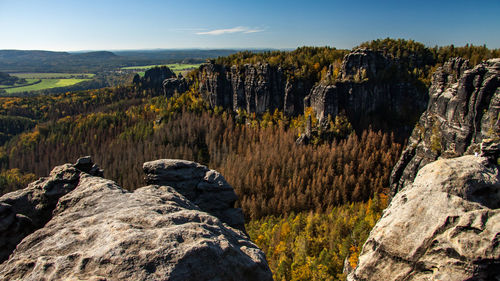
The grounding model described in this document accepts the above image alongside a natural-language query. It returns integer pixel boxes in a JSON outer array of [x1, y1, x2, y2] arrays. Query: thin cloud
[[171, 28, 208, 32], [196, 26, 265, 35]]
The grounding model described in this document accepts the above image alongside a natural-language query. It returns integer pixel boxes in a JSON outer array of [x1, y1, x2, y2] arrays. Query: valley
[[0, 38, 499, 280]]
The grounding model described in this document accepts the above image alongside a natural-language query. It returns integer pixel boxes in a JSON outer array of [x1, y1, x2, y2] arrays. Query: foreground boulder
[[0, 156, 102, 263], [348, 155, 500, 280], [390, 58, 500, 194], [0, 159, 272, 281], [143, 159, 246, 232]]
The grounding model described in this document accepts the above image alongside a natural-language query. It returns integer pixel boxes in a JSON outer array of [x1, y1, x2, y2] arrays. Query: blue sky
[[0, 0, 499, 51]]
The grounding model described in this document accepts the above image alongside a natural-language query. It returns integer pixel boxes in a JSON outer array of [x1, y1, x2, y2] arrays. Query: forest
[[215, 39, 500, 87], [0, 38, 498, 280], [0, 84, 398, 280]]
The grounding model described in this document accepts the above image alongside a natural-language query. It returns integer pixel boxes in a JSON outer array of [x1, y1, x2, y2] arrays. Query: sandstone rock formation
[[143, 159, 246, 232], [304, 49, 427, 135], [0, 156, 102, 263], [391, 58, 500, 194], [348, 154, 500, 281], [135, 66, 177, 91], [197, 62, 301, 114], [163, 74, 188, 98], [0, 158, 272, 281], [196, 49, 428, 137]]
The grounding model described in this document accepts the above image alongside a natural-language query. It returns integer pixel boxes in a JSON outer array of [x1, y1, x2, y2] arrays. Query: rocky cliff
[[0, 158, 272, 281], [197, 62, 308, 115], [390, 58, 500, 194], [134, 66, 177, 91], [305, 49, 428, 135], [163, 74, 188, 98], [194, 49, 427, 137], [348, 154, 500, 281]]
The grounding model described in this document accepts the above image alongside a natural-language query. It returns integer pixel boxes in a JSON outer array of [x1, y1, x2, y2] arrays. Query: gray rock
[[163, 76, 188, 98], [481, 138, 500, 160], [391, 58, 500, 195], [0, 161, 272, 281], [198, 61, 313, 115], [304, 49, 427, 135], [0, 157, 102, 263], [135, 66, 177, 92], [143, 159, 246, 232], [196, 49, 428, 135], [349, 155, 500, 281]]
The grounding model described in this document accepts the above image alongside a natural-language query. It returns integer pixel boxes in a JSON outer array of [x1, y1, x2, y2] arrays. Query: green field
[[0, 79, 40, 89], [10, 73, 95, 79], [3, 78, 90, 94], [121, 63, 200, 72]]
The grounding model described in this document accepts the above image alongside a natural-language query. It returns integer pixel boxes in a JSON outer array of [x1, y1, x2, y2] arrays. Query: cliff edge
[[348, 154, 500, 280], [0, 158, 272, 281], [390, 58, 500, 194]]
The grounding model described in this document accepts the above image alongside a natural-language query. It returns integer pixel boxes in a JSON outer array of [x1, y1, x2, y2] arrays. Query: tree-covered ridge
[[358, 38, 500, 66], [0, 72, 27, 86], [215, 46, 349, 82], [0, 49, 247, 73], [213, 38, 499, 87]]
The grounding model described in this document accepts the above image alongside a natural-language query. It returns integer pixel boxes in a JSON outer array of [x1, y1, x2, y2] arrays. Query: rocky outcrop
[[0, 159, 272, 281], [0, 156, 102, 263], [390, 58, 500, 194], [143, 159, 245, 232], [196, 49, 428, 136], [198, 62, 311, 115], [348, 154, 500, 281], [163, 74, 188, 98], [134, 66, 177, 91], [305, 49, 427, 136]]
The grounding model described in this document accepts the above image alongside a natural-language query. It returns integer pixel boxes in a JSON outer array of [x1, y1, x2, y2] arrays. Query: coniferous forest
[[1, 39, 499, 280]]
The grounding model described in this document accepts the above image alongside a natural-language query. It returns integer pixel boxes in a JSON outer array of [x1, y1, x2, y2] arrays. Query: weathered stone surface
[[338, 48, 395, 81], [135, 66, 177, 91], [391, 58, 500, 194], [0, 160, 272, 281], [349, 155, 500, 281], [163, 74, 188, 98], [198, 61, 310, 115], [0, 157, 103, 264], [197, 49, 428, 135], [143, 159, 245, 232], [305, 49, 427, 136]]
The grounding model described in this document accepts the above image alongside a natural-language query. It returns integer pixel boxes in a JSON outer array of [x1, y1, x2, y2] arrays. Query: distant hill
[[0, 49, 268, 73], [0, 50, 123, 72], [71, 51, 118, 59], [114, 49, 271, 62]]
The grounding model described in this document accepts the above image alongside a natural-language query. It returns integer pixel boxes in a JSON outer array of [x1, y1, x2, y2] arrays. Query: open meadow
[[1, 73, 92, 94]]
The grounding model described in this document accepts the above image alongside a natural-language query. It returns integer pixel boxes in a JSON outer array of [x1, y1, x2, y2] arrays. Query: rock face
[[196, 49, 429, 136], [305, 49, 427, 135], [0, 159, 272, 281], [163, 74, 188, 98], [198, 62, 306, 115], [143, 159, 246, 232], [0, 156, 102, 263], [135, 66, 177, 91], [348, 155, 500, 281], [390, 58, 500, 194]]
